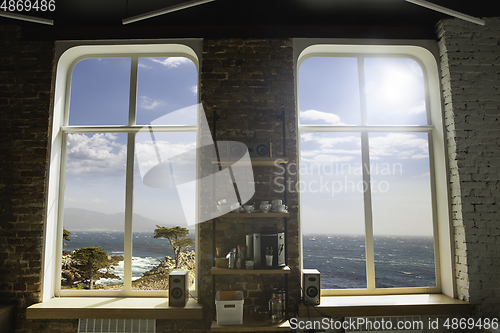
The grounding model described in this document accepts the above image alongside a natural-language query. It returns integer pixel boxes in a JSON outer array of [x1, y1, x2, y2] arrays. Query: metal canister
[[228, 248, 237, 269]]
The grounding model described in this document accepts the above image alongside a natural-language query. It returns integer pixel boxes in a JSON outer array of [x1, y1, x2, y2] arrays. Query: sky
[[298, 56, 434, 236], [63, 55, 434, 237], [64, 57, 198, 231]]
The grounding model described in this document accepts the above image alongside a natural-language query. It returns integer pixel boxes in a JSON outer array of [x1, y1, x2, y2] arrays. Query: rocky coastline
[[61, 250, 196, 290], [132, 250, 196, 290]]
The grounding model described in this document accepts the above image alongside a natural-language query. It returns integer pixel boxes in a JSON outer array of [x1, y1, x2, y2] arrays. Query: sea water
[[64, 231, 436, 288]]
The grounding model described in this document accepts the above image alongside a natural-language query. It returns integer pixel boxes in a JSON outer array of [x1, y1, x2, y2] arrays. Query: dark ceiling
[[1, 0, 498, 39]]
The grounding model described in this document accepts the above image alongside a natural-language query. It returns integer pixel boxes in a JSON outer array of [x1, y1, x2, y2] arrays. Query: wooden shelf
[[26, 298, 203, 320], [211, 319, 291, 332], [211, 157, 288, 167], [211, 266, 290, 275], [298, 294, 473, 317], [211, 212, 289, 218]]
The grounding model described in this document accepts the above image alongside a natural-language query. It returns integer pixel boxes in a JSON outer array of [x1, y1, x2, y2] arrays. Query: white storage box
[[215, 291, 244, 325]]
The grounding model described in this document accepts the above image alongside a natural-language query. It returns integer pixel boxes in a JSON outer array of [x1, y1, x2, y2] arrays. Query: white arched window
[[43, 42, 201, 298], [296, 42, 454, 297]]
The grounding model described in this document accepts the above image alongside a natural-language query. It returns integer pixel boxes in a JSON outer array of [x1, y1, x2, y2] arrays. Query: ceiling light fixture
[[405, 0, 485, 25], [122, 0, 216, 25], [0, 11, 53, 25]]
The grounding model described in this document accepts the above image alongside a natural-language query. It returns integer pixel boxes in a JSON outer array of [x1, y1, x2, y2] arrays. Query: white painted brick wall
[[437, 17, 500, 318]]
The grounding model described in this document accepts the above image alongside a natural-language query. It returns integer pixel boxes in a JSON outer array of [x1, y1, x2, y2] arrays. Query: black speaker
[[303, 269, 320, 305], [247, 143, 271, 158], [169, 270, 189, 307], [226, 142, 246, 158]]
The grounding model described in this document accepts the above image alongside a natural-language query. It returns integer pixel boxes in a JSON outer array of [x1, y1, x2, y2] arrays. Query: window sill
[[26, 298, 203, 320], [298, 294, 472, 317]]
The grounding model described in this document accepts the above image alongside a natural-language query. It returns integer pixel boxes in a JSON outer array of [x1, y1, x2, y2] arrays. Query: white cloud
[[412, 172, 431, 178], [300, 110, 344, 125], [302, 133, 358, 149], [66, 133, 127, 175], [139, 96, 166, 111], [406, 100, 426, 115], [301, 154, 354, 164], [191, 85, 198, 95], [138, 63, 152, 69], [408, 59, 424, 77], [369, 133, 428, 160], [150, 57, 192, 69], [301, 133, 428, 161]]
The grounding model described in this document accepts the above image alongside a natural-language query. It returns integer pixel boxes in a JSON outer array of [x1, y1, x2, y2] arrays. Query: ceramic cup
[[271, 199, 282, 210], [260, 203, 272, 213], [230, 202, 241, 213], [216, 204, 230, 212], [274, 204, 288, 212], [266, 254, 274, 266], [242, 205, 254, 213]]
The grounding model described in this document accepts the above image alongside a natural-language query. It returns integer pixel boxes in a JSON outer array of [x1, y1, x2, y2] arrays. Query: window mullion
[[357, 57, 368, 126], [361, 132, 376, 291], [123, 57, 138, 292], [123, 134, 135, 292], [358, 56, 376, 291], [129, 57, 139, 126]]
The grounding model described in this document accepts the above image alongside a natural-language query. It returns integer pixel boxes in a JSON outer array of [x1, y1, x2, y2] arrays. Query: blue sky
[[298, 57, 433, 236], [64, 57, 198, 231]]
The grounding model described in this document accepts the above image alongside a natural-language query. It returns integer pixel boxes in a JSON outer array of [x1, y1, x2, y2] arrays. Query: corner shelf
[[211, 212, 289, 218], [211, 157, 289, 167], [211, 319, 291, 332], [211, 266, 290, 275], [210, 111, 290, 331]]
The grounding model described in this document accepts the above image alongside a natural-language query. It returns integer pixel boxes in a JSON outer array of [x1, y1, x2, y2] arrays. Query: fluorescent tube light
[[405, 0, 485, 25], [0, 11, 53, 25], [122, 0, 216, 25]]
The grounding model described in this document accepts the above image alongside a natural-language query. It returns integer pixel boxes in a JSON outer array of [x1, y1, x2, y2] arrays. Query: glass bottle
[[269, 288, 284, 324]]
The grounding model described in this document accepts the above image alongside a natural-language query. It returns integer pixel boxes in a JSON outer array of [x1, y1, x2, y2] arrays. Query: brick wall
[[437, 17, 500, 317], [198, 38, 300, 325], [0, 25, 62, 332]]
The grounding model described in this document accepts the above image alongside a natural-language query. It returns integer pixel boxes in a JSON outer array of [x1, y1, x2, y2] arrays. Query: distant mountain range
[[63, 208, 178, 231]]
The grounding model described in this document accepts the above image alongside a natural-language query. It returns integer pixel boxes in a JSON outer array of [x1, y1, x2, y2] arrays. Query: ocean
[[303, 234, 436, 289], [63, 232, 436, 288]]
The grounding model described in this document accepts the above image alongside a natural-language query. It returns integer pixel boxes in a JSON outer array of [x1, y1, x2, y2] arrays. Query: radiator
[[78, 319, 156, 333], [345, 316, 423, 333]]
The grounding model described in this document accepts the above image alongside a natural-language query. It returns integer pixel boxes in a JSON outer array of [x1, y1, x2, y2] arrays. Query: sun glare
[[374, 64, 419, 107]]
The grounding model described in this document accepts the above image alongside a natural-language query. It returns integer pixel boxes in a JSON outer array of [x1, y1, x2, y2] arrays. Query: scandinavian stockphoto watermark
[[273, 159, 403, 195]]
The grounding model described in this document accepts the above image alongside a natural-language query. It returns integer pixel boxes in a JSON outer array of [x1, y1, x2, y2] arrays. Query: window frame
[[294, 41, 455, 298], [42, 41, 202, 300]]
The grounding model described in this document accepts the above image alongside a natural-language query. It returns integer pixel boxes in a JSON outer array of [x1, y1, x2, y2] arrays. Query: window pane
[[62, 133, 127, 290], [299, 57, 361, 125], [69, 58, 131, 125], [132, 132, 196, 290], [300, 132, 366, 289], [368, 132, 436, 288], [136, 57, 198, 125], [365, 58, 427, 125]]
